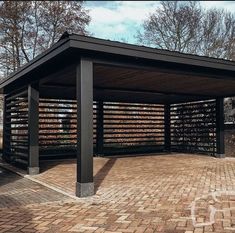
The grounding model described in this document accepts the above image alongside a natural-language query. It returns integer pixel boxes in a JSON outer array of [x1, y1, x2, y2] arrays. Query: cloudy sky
[[85, 1, 235, 44]]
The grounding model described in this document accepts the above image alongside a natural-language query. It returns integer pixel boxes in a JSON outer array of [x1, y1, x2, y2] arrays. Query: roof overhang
[[1, 34, 235, 104]]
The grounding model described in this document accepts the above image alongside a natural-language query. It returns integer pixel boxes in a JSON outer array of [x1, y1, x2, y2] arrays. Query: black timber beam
[[76, 58, 94, 197], [39, 84, 213, 104], [94, 87, 214, 99]]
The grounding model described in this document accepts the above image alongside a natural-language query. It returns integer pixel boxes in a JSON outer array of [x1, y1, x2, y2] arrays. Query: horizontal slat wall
[[39, 99, 77, 157], [93, 101, 98, 148], [102, 102, 165, 154], [170, 100, 216, 155], [4, 89, 28, 167], [39, 99, 97, 158], [39, 99, 164, 157], [3, 94, 218, 161]]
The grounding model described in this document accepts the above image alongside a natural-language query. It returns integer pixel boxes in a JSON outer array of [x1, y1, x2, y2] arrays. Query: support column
[[216, 98, 225, 158], [164, 104, 171, 152], [96, 101, 104, 155], [2, 95, 7, 161], [28, 84, 39, 174], [76, 58, 94, 197]]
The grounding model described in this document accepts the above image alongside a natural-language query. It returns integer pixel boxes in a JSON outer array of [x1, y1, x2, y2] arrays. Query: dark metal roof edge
[[0, 37, 71, 88], [1, 33, 235, 90], [70, 34, 235, 66]]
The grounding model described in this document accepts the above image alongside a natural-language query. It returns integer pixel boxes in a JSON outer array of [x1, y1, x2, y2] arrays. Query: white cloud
[[86, 1, 235, 44], [86, 1, 158, 43], [88, 1, 157, 23]]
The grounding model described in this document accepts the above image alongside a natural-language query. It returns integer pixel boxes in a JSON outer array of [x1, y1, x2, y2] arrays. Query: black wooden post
[[96, 101, 104, 155], [76, 57, 94, 197], [164, 104, 171, 152], [216, 98, 225, 158], [28, 84, 39, 174], [2, 95, 7, 161]]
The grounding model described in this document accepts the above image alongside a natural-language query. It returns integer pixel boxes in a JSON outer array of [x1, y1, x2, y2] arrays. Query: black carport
[[1, 33, 235, 197]]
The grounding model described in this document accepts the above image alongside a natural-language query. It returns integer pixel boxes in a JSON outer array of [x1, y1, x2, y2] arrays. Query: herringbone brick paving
[[1, 154, 235, 232]]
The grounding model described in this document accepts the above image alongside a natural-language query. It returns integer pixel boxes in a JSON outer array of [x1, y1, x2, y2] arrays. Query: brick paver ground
[[0, 167, 69, 208], [1, 154, 235, 232]]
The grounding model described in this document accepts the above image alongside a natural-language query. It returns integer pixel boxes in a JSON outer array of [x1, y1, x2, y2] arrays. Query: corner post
[[2, 95, 8, 161], [96, 101, 104, 155], [164, 104, 171, 152], [76, 58, 94, 197], [216, 98, 225, 158], [28, 84, 39, 174]]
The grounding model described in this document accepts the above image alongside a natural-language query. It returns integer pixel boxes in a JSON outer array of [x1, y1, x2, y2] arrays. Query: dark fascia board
[[0, 37, 71, 90], [69, 34, 235, 72], [1, 34, 235, 91]]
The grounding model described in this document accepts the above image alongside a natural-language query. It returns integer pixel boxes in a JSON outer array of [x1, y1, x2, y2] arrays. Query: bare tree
[[199, 9, 235, 59], [0, 1, 32, 72], [137, 1, 235, 60], [37, 1, 91, 49], [0, 1, 91, 78], [137, 1, 202, 53]]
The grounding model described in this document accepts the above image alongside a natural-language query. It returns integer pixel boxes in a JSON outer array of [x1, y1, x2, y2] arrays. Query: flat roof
[[1, 33, 235, 103]]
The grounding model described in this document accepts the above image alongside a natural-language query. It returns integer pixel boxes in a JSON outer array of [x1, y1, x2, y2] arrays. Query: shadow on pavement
[[94, 158, 117, 193]]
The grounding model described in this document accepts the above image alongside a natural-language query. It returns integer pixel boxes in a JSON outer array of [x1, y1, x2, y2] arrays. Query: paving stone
[[1, 155, 235, 232]]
